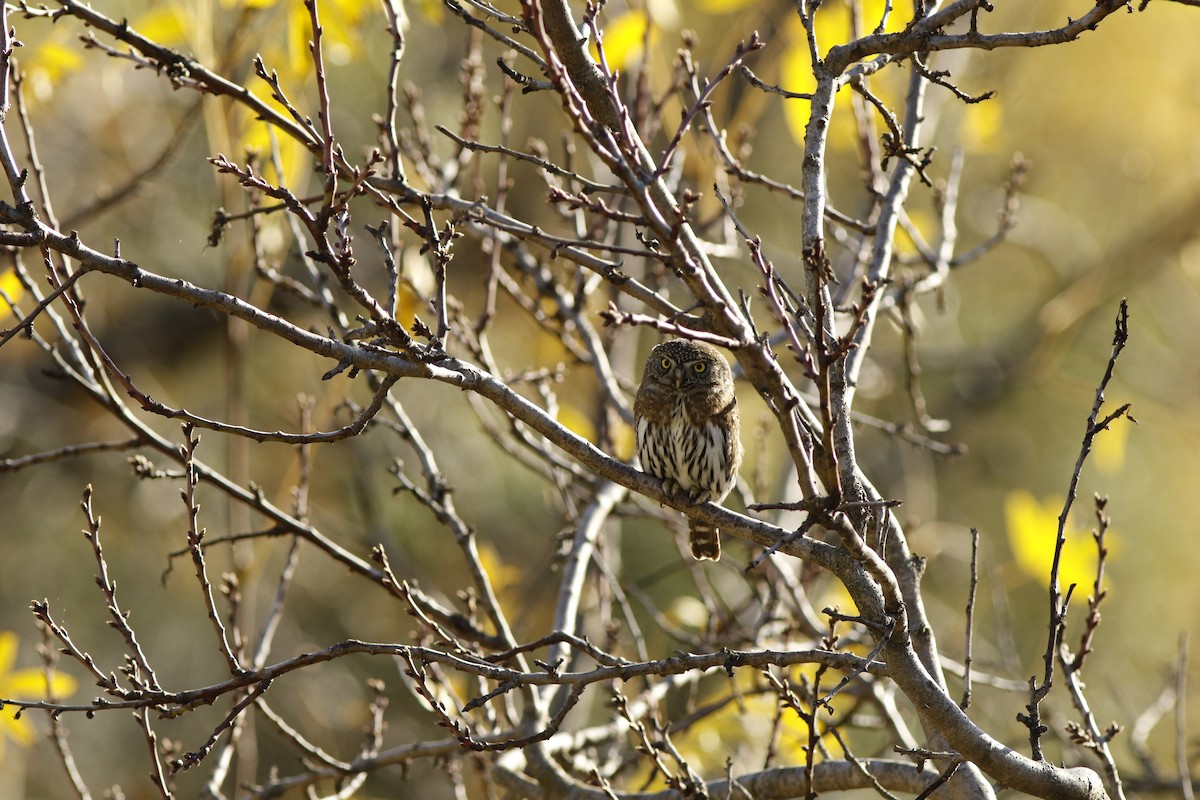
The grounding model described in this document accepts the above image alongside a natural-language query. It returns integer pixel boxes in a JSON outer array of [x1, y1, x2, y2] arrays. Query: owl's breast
[[666, 397, 698, 491]]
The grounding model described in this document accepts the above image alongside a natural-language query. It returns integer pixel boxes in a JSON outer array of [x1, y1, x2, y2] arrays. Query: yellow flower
[[0, 631, 77, 762]]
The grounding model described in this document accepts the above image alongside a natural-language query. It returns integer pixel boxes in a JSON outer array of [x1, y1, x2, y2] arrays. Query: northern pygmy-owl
[[634, 339, 743, 560]]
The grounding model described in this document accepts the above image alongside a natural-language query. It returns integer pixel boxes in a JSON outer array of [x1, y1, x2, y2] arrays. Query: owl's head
[[642, 339, 732, 388]]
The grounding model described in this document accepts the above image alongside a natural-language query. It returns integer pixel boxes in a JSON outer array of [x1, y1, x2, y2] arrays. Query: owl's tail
[[689, 523, 721, 561]]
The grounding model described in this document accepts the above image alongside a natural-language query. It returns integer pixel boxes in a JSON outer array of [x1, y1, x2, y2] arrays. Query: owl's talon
[[659, 479, 711, 507], [660, 478, 686, 504]]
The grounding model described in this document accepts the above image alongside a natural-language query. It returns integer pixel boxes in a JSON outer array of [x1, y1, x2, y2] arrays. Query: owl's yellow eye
[[660, 357, 672, 370], [693, 362, 707, 373]]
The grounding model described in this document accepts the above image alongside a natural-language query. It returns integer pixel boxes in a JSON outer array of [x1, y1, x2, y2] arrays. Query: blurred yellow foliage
[[395, 246, 435, 331], [476, 541, 523, 601], [962, 97, 1005, 151], [1005, 489, 1117, 590], [690, 0, 758, 13], [290, 0, 373, 71], [895, 208, 934, 257], [131, 6, 189, 46], [612, 420, 636, 462], [557, 402, 598, 445], [676, 668, 846, 771], [1092, 418, 1129, 475], [814, 0, 879, 46], [24, 39, 83, 102], [593, 10, 657, 72], [780, 3, 905, 149], [665, 595, 708, 629], [417, 0, 445, 23], [240, 117, 311, 190], [0, 631, 77, 762], [779, 23, 816, 141], [779, 26, 812, 88], [773, 682, 846, 764], [816, 576, 859, 618], [199, 0, 371, 101], [395, 285, 423, 332], [0, 270, 23, 320], [286, 3, 316, 75], [535, 326, 571, 370]]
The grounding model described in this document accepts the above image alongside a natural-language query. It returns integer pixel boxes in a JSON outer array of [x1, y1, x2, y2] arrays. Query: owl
[[634, 339, 743, 560]]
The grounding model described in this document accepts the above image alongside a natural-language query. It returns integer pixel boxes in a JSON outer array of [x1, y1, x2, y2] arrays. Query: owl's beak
[[673, 366, 684, 387]]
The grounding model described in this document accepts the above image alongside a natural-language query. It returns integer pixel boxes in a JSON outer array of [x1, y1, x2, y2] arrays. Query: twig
[[545, 480, 626, 713], [911, 51, 996, 104], [1179, 634, 1194, 800], [179, 425, 244, 675], [598, 303, 741, 349], [828, 727, 900, 800], [0, 266, 88, 351], [914, 762, 963, 800], [256, 699, 352, 771], [436, 125, 620, 193], [37, 621, 94, 800], [1022, 299, 1132, 759], [740, 64, 813, 100], [1072, 495, 1112, 672], [1, 638, 883, 718], [0, 436, 145, 472], [80, 485, 163, 692], [961, 527, 979, 709], [657, 33, 763, 177], [305, 0, 338, 204], [136, 706, 174, 799], [170, 680, 271, 773]]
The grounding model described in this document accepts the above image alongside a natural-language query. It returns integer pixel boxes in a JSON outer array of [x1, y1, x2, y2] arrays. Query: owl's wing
[[713, 396, 742, 467]]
